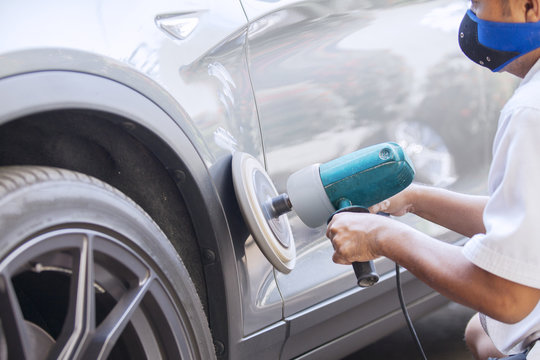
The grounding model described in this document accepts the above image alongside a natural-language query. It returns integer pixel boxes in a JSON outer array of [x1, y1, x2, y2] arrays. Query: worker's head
[[459, 0, 540, 77]]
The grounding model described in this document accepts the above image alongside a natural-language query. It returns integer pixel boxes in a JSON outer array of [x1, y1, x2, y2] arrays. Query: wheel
[[0, 166, 215, 360]]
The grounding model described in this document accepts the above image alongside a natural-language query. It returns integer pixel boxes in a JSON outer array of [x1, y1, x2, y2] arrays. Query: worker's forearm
[[410, 185, 487, 237], [378, 225, 540, 323], [328, 210, 540, 323]]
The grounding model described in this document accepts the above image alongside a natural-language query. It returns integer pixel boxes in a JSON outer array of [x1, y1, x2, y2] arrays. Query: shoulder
[[503, 67, 540, 114], [498, 75, 540, 141]]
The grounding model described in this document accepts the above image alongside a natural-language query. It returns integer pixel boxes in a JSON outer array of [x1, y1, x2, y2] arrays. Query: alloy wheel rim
[[0, 227, 197, 360]]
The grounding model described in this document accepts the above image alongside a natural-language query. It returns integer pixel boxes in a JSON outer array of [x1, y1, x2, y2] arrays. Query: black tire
[[0, 166, 216, 360]]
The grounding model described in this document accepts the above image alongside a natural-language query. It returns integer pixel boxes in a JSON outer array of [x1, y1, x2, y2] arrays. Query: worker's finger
[[325, 213, 344, 239], [332, 252, 351, 265], [368, 199, 390, 214], [326, 226, 335, 240], [331, 233, 360, 262], [330, 238, 337, 250]]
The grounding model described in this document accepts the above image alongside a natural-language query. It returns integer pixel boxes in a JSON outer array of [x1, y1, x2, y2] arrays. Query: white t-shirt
[[463, 60, 540, 356]]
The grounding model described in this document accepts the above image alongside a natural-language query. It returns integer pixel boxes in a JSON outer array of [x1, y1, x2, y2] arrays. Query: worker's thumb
[[368, 200, 390, 214]]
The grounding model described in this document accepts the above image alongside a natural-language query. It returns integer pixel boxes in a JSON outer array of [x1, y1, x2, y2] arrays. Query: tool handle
[[328, 205, 380, 288], [353, 261, 379, 287]]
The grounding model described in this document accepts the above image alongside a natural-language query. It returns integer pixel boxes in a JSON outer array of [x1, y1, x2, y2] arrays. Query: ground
[[345, 302, 476, 359]]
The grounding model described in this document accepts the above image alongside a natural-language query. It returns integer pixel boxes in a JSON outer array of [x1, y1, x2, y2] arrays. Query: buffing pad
[[232, 152, 295, 273]]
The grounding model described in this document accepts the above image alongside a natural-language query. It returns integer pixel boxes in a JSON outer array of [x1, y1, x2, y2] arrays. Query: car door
[[241, 0, 517, 356]]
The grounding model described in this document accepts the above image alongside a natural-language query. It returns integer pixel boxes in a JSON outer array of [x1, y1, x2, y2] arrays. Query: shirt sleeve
[[463, 106, 540, 289]]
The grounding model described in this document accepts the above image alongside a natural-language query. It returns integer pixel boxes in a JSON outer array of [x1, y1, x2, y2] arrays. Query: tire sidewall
[[0, 167, 216, 359]]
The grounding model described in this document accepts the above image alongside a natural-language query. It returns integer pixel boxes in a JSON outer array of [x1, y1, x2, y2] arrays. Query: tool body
[[281, 142, 414, 286], [232, 142, 414, 286], [234, 142, 425, 357]]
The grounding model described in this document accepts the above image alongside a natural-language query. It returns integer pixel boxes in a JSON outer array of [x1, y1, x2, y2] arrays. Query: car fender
[[0, 66, 251, 357]]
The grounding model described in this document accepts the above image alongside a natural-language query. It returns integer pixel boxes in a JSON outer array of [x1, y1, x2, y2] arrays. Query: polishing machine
[[232, 142, 415, 287]]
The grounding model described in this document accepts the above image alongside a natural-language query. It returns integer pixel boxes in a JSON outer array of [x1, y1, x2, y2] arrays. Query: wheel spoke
[[0, 166, 212, 360], [0, 273, 30, 360], [82, 275, 155, 359], [48, 235, 96, 360]]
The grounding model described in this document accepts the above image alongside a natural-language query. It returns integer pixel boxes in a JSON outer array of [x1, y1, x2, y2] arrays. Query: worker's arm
[[369, 183, 488, 238], [327, 213, 540, 324]]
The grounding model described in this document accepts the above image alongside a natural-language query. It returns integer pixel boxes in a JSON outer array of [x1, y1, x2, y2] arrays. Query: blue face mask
[[458, 9, 540, 72]]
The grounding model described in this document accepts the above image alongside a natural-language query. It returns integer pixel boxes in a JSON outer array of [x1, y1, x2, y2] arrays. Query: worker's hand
[[368, 183, 418, 216], [326, 212, 396, 265]]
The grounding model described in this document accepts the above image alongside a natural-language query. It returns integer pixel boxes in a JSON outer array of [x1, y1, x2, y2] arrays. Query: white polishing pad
[[232, 152, 295, 273]]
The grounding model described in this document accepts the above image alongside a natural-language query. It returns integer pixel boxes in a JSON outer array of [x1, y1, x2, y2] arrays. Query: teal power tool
[[233, 142, 422, 356], [268, 142, 415, 287]]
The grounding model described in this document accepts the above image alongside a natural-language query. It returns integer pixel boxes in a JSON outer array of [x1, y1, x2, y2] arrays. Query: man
[[326, 0, 540, 359]]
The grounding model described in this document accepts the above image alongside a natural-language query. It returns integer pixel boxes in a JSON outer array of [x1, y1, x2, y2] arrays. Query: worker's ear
[[524, 0, 540, 22]]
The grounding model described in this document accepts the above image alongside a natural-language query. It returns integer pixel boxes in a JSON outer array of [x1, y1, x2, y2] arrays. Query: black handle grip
[[328, 205, 380, 288], [353, 260, 379, 287]]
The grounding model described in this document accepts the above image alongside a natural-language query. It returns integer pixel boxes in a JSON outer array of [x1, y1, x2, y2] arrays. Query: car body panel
[[0, 0, 256, 164], [0, 0, 282, 348], [0, 69, 250, 357], [0, 0, 519, 358], [242, 0, 517, 322]]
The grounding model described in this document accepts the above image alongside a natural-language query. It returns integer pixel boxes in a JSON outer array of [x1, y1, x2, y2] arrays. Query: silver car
[[0, 0, 517, 359]]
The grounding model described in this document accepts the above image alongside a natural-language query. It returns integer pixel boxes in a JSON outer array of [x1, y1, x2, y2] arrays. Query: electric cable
[[396, 263, 428, 360]]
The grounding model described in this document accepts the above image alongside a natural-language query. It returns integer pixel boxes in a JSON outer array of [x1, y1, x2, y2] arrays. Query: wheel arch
[[0, 70, 240, 358]]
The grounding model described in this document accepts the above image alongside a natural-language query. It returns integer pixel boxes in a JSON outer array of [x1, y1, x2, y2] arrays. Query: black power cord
[[396, 263, 428, 360], [328, 207, 427, 358]]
